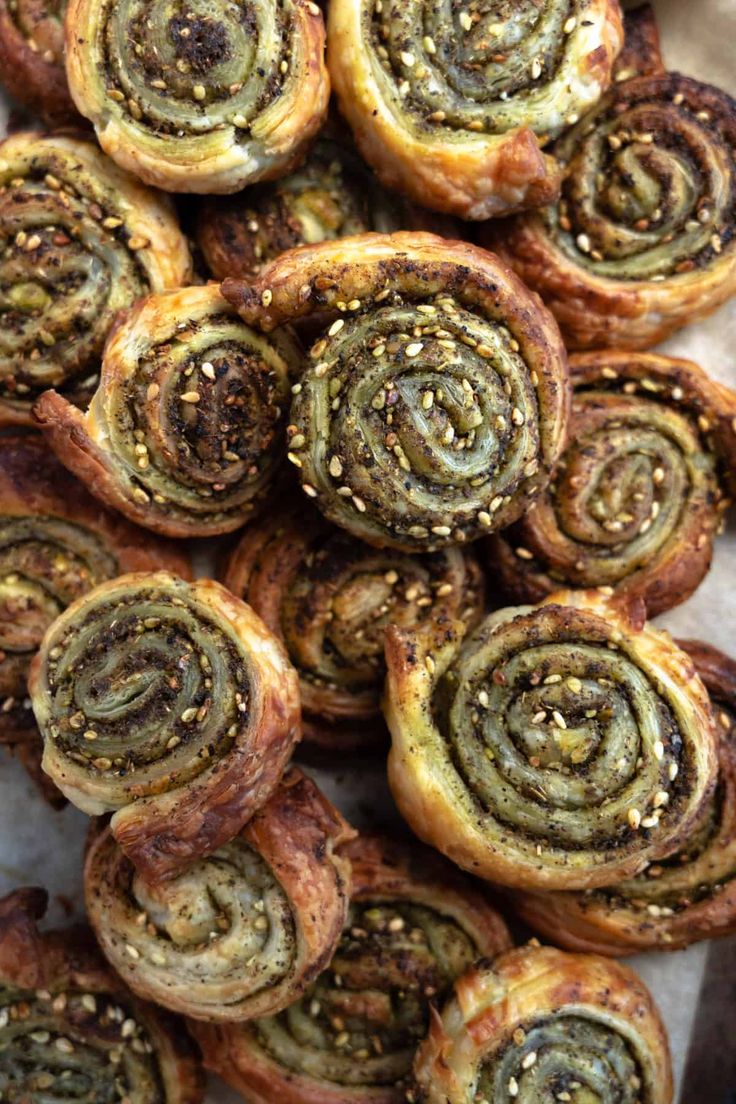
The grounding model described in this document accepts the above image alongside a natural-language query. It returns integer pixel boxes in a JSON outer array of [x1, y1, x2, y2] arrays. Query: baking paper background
[[0, 1, 734, 1099]]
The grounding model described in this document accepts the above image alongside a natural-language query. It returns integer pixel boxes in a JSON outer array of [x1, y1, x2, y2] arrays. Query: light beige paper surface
[[0, 2, 733, 1099]]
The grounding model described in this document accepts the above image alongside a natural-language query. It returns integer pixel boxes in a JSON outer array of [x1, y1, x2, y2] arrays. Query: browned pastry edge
[[508, 640, 736, 954], [29, 572, 302, 882], [613, 2, 665, 81], [0, 886, 205, 1103], [222, 501, 485, 751], [484, 350, 736, 617], [191, 832, 512, 1104], [0, 434, 191, 805], [85, 768, 356, 1021], [0, 0, 78, 125], [411, 944, 673, 1104]]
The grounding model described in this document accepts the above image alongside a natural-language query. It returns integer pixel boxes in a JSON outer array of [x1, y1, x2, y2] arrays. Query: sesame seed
[[192, 84, 206, 100], [669, 762, 679, 780], [653, 740, 665, 760], [126, 944, 141, 960], [431, 525, 451, 536], [576, 233, 591, 253], [261, 289, 273, 307], [531, 57, 542, 80], [563, 15, 576, 32], [459, 11, 472, 31], [532, 711, 547, 724], [400, 51, 415, 67], [509, 1078, 519, 1098], [232, 113, 248, 127], [303, 484, 318, 498], [516, 547, 534, 560], [180, 391, 200, 403], [628, 808, 641, 830], [478, 690, 490, 709], [522, 1051, 537, 1069], [511, 407, 525, 426], [425, 655, 436, 675], [552, 711, 567, 730], [566, 677, 582, 693], [653, 791, 669, 808], [329, 455, 343, 478], [478, 510, 492, 526], [405, 342, 423, 357], [329, 319, 344, 337]]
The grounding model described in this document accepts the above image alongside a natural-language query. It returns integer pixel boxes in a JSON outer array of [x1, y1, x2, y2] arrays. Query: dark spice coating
[[487, 350, 736, 616], [510, 639, 736, 954], [0, 435, 190, 806], [0, 886, 204, 1103], [192, 833, 510, 1104]]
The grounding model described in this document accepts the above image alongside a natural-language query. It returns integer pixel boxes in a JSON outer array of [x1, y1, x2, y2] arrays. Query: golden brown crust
[[0, 0, 78, 125], [509, 640, 736, 954], [0, 434, 190, 803], [613, 3, 665, 82], [385, 588, 718, 891], [222, 502, 485, 750], [192, 832, 511, 1104], [486, 70, 736, 349], [0, 131, 191, 426], [412, 944, 672, 1104], [485, 350, 736, 616], [29, 570, 301, 881], [0, 887, 205, 1103], [34, 285, 299, 538], [64, 0, 330, 193], [223, 231, 570, 551], [327, 0, 623, 220], [197, 136, 461, 282], [85, 768, 355, 1021]]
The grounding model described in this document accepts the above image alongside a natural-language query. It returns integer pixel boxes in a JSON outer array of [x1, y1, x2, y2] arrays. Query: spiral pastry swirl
[[487, 66, 736, 347], [192, 834, 511, 1104], [64, 0, 330, 193], [197, 136, 459, 281], [29, 571, 301, 881], [0, 132, 191, 427], [223, 504, 485, 750], [0, 435, 190, 804], [85, 770, 354, 1021], [0, 887, 204, 1103], [487, 351, 736, 616], [412, 944, 672, 1104], [511, 639, 736, 954], [327, 0, 623, 220], [223, 233, 570, 551], [386, 588, 718, 890], [0, 0, 77, 124], [34, 285, 298, 538]]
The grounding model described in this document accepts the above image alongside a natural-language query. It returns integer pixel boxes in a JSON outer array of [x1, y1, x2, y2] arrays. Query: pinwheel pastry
[[34, 285, 299, 538], [222, 503, 485, 750], [192, 833, 511, 1104], [509, 639, 736, 954], [485, 5, 736, 348], [385, 588, 717, 891], [0, 886, 204, 1103], [28, 570, 301, 881], [0, 131, 191, 427], [197, 136, 460, 282], [64, 0, 330, 193], [326, 0, 624, 220], [0, 434, 190, 806], [411, 944, 672, 1104], [222, 232, 570, 551], [85, 769, 354, 1021], [0, 0, 77, 124], [486, 350, 736, 616]]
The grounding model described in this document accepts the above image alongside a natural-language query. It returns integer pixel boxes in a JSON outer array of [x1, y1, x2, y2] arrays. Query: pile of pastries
[[0, 0, 734, 1100]]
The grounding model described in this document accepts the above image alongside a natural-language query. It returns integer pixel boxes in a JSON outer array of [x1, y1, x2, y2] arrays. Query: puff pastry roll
[[510, 639, 736, 954], [411, 944, 672, 1104], [222, 503, 485, 750], [192, 833, 511, 1104], [486, 57, 736, 347], [197, 136, 459, 281], [385, 589, 717, 891], [326, 0, 624, 220], [223, 232, 570, 551], [486, 350, 736, 616], [85, 769, 354, 1021], [34, 285, 298, 538], [0, 886, 204, 1103], [29, 571, 301, 881], [0, 434, 190, 805], [0, 0, 77, 124], [64, 0, 330, 194], [0, 132, 191, 427]]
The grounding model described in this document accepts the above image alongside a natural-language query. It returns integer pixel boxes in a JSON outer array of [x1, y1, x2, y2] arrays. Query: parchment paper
[[0, 1, 734, 1099]]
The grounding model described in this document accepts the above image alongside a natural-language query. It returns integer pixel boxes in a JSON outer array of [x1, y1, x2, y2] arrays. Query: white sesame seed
[[329, 319, 344, 337]]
